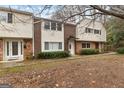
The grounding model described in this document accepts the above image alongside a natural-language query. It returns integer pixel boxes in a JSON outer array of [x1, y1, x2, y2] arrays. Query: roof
[[34, 17, 76, 26], [0, 7, 33, 15]]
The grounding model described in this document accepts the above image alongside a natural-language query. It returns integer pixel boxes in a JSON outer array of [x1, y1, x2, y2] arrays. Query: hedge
[[37, 51, 70, 59], [80, 49, 99, 55], [116, 47, 124, 54]]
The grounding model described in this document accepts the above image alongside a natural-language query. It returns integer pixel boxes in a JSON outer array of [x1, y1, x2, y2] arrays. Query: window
[[85, 28, 93, 33], [44, 21, 50, 30], [0, 13, 7, 22], [7, 41, 9, 56], [45, 42, 49, 50], [94, 29, 101, 35], [58, 42, 62, 49], [21, 41, 23, 55], [57, 23, 62, 31], [12, 42, 18, 55], [44, 21, 62, 31], [8, 13, 13, 23], [82, 42, 90, 48], [51, 22, 56, 30], [44, 42, 62, 50]]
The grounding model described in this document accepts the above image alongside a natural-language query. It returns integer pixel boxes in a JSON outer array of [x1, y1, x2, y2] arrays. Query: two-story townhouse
[[75, 18, 106, 54], [0, 7, 107, 62], [34, 17, 76, 55], [0, 7, 33, 62], [34, 17, 106, 56]]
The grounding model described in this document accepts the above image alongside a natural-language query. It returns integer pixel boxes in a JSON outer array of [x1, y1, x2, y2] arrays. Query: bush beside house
[[80, 49, 99, 55], [116, 47, 124, 54], [37, 51, 70, 59]]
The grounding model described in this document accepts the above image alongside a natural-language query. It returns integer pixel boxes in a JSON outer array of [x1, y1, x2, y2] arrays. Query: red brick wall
[[34, 18, 41, 56], [75, 41, 97, 54], [64, 24, 76, 51], [0, 39, 3, 61], [24, 39, 33, 60]]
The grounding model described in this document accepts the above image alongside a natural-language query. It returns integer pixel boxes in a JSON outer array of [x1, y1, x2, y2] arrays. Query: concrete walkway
[[0, 52, 116, 68]]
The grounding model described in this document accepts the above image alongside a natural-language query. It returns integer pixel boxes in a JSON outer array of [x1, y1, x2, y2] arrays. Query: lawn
[[0, 53, 124, 88]]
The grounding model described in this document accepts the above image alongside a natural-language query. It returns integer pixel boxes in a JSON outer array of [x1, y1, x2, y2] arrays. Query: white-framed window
[[7, 41, 9, 56], [82, 42, 90, 48], [44, 21, 50, 30], [0, 13, 7, 22], [44, 21, 62, 31], [0, 12, 13, 23], [20, 41, 23, 55], [57, 23, 62, 31], [51, 22, 56, 30], [85, 28, 93, 33], [94, 29, 101, 35], [7, 13, 13, 23], [44, 42, 62, 51]]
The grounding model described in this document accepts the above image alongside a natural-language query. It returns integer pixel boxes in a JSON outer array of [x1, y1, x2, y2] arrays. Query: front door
[[68, 40, 75, 55], [5, 40, 23, 61]]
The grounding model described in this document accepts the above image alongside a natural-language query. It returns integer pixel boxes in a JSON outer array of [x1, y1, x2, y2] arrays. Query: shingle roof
[[0, 7, 33, 15]]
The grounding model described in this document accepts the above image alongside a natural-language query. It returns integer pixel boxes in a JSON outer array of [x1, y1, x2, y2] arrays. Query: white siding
[[0, 11, 33, 38], [76, 19, 106, 42], [41, 21, 64, 52]]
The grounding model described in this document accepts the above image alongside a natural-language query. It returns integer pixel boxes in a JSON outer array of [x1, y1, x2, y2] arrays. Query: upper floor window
[[0, 13, 13, 23], [85, 28, 93, 33], [57, 23, 62, 31], [85, 27, 101, 35], [44, 21, 62, 31], [51, 22, 56, 30], [8, 13, 13, 23], [94, 29, 101, 35], [0, 13, 7, 22], [44, 21, 50, 30]]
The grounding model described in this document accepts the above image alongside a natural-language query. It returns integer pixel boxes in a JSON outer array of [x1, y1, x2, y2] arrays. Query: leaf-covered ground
[[0, 54, 124, 88]]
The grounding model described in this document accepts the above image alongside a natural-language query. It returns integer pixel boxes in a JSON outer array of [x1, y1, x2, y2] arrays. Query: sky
[[0, 5, 57, 18]]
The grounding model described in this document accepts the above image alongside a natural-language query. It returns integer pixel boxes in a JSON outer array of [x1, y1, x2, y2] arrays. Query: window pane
[[45, 42, 49, 50], [57, 23, 62, 31], [8, 13, 13, 23], [7, 42, 9, 56], [87, 43, 90, 48], [85, 28, 93, 33], [0, 13, 7, 22], [51, 22, 56, 30], [44, 21, 50, 30], [12, 42, 18, 55], [94, 29, 100, 34], [59, 42, 62, 49], [21, 42, 23, 55], [82, 43, 86, 48]]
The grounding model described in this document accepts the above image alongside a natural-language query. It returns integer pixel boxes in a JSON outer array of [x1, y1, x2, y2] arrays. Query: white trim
[[3, 39, 24, 62]]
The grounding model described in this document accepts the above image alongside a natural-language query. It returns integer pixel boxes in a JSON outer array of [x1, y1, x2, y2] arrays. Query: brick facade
[[75, 41, 104, 54], [64, 23, 76, 51], [0, 39, 3, 61], [24, 39, 33, 60], [34, 18, 41, 56]]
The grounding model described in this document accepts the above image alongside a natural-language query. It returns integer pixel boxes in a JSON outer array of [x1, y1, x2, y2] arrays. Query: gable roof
[[0, 7, 33, 15]]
